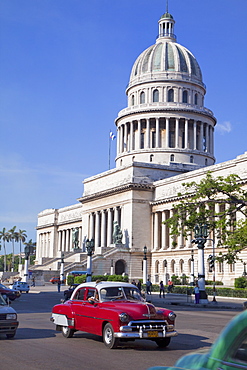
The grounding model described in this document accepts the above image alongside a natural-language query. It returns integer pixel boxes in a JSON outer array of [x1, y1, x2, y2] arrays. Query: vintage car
[[148, 309, 247, 370], [51, 281, 177, 349], [63, 284, 79, 301], [0, 283, 21, 301], [11, 281, 30, 293], [0, 293, 19, 338]]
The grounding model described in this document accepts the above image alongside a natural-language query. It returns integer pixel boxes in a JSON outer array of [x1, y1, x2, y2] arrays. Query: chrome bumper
[[114, 320, 177, 339]]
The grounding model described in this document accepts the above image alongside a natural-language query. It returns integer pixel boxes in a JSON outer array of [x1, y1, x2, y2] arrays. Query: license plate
[[147, 330, 158, 337]]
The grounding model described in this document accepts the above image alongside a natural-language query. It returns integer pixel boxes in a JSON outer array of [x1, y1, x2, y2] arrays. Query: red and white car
[[50, 281, 177, 349]]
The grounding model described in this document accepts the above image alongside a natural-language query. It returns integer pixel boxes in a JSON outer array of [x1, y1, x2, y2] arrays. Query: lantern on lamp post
[[190, 249, 195, 286]]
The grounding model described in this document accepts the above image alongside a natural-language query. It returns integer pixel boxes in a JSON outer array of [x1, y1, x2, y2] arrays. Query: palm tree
[[0, 228, 10, 272], [16, 229, 27, 264], [9, 226, 18, 272]]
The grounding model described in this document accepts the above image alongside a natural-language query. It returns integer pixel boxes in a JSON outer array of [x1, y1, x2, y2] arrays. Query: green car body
[[149, 309, 247, 370]]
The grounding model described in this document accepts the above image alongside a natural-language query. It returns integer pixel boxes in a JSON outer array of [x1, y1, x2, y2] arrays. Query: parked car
[[51, 281, 177, 349], [0, 293, 19, 338], [0, 284, 21, 301], [11, 281, 30, 293], [148, 309, 247, 370], [63, 284, 79, 301], [50, 277, 65, 284]]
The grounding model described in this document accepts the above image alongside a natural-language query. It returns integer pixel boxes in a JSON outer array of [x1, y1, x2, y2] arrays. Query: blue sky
[[0, 0, 247, 254]]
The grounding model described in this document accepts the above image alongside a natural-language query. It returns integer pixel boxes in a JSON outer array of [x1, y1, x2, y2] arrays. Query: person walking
[[167, 279, 174, 293], [137, 280, 141, 292], [31, 276, 35, 287], [159, 281, 165, 298], [146, 278, 152, 295], [57, 279, 61, 293], [194, 282, 200, 304]]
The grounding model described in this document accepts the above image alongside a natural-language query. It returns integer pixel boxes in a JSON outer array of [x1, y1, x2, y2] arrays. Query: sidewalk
[[148, 292, 247, 310]]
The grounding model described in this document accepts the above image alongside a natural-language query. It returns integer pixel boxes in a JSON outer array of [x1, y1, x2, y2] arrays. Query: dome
[[128, 13, 203, 89]]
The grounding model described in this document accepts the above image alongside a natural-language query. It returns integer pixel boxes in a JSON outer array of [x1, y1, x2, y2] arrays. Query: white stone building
[[35, 10, 247, 286]]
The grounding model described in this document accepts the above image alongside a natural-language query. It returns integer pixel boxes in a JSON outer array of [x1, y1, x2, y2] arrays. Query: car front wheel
[[6, 331, 16, 339], [155, 337, 171, 348], [103, 323, 119, 349], [61, 326, 75, 338]]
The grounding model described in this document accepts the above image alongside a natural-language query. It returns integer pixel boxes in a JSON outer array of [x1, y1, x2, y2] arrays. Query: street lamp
[[86, 238, 94, 282], [243, 262, 247, 277], [23, 245, 34, 283], [143, 246, 147, 285], [191, 224, 208, 303], [190, 249, 195, 286], [60, 252, 65, 284]]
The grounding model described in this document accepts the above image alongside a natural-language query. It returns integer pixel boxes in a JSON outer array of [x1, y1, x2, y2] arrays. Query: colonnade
[[117, 117, 214, 155], [37, 232, 51, 259], [88, 206, 122, 249]]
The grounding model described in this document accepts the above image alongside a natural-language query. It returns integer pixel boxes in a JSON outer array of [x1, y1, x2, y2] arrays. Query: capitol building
[[35, 9, 247, 285]]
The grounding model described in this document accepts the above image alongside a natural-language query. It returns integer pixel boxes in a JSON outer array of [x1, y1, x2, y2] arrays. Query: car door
[[219, 331, 247, 370], [70, 287, 87, 331], [79, 288, 102, 335]]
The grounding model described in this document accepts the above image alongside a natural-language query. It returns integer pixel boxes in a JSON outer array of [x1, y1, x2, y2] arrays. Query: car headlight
[[119, 312, 129, 323], [6, 313, 17, 320], [168, 312, 176, 321]]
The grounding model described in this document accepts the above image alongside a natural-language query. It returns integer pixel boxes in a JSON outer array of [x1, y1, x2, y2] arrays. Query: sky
[[0, 0, 247, 254]]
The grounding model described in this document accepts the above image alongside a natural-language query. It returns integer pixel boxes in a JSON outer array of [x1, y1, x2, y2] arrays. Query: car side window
[[86, 289, 96, 300], [74, 288, 86, 300], [232, 335, 247, 365]]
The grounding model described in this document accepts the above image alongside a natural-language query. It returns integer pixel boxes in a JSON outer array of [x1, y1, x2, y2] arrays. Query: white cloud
[[216, 121, 232, 134]]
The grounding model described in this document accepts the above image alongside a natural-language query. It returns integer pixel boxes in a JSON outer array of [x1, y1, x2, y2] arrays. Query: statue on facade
[[112, 221, 123, 244], [72, 228, 79, 249]]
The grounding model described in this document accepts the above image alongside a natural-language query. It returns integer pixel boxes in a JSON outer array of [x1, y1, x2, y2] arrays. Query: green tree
[[0, 228, 10, 272], [9, 226, 18, 271], [16, 229, 27, 264], [165, 172, 247, 263]]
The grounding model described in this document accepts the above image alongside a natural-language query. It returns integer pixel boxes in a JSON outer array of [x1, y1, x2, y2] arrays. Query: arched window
[[171, 260, 175, 274], [179, 259, 184, 275], [131, 95, 135, 106], [153, 89, 159, 102], [205, 158, 208, 166], [115, 260, 126, 275], [170, 154, 174, 162], [194, 93, 198, 105], [150, 154, 154, 162], [168, 88, 174, 102], [182, 90, 188, 103], [140, 91, 145, 104], [155, 260, 159, 274], [190, 155, 194, 163], [132, 156, 135, 162]]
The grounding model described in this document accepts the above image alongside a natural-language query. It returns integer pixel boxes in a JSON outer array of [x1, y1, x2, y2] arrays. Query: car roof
[[75, 281, 136, 291]]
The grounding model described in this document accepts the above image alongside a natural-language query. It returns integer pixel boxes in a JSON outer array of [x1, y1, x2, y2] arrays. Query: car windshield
[[100, 286, 144, 302], [0, 294, 7, 306]]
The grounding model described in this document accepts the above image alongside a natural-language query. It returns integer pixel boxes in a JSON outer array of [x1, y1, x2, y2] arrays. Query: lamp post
[[243, 262, 247, 277], [192, 224, 208, 303], [110, 259, 114, 275], [207, 238, 217, 302], [143, 246, 147, 285], [86, 238, 94, 282], [190, 249, 195, 286], [60, 252, 65, 284], [23, 245, 34, 283]]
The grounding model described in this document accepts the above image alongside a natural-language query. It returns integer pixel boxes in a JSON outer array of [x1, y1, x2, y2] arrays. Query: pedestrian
[[194, 282, 200, 304], [146, 278, 152, 295], [131, 279, 136, 286], [57, 279, 61, 293], [31, 276, 35, 287], [159, 280, 165, 298], [167, 280, 173, 293], [137, 280, 141, 291]]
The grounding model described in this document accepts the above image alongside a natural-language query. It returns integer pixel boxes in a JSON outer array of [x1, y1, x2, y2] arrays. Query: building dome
[[128, 13, 203, 89]]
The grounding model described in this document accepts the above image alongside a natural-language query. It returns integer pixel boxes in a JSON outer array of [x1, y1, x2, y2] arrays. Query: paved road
[[0, 284, 243, 370]]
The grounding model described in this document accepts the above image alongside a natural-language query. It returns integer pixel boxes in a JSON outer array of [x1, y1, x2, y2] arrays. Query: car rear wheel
[[155, 337, 171, 348], [103, 323, 119, 349], [61, 326, 75, 338]]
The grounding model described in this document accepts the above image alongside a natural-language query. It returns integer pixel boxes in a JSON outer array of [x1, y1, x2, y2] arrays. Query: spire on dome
[[158, 1, 176, 41]]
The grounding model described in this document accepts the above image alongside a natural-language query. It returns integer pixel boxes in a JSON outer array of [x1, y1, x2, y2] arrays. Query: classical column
[[107, 208, 113, 246], [200, 122, 204, 151], [61, 230, 65, 252], [138, 119, 141, 149], [101, 210, 106, 247], [184, 119, 188, 149], [205, 123, 209, 152], [169, 209, 174, 248], [124, 122, 128, 151], [155, 118, 159, 148], [146, 118, 150, 148], [95, 212, 100, 249], [66, 229, 70, 252], [193, 120, 197, 150], [130, 121, 134, 151], [175, 118, 179, 148], [89, 213, 95, 240], [166, 118, 169, 148], [161, 211, 167, 250], [117, 126, 120, 155], [58, 231, 62, 252], [119, 125, 123, 153], [153, 212, 159, 251]]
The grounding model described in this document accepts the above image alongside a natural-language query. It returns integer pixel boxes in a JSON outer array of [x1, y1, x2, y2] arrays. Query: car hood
[[100, 300, 163, 320], [0, 305, 17, 314]]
